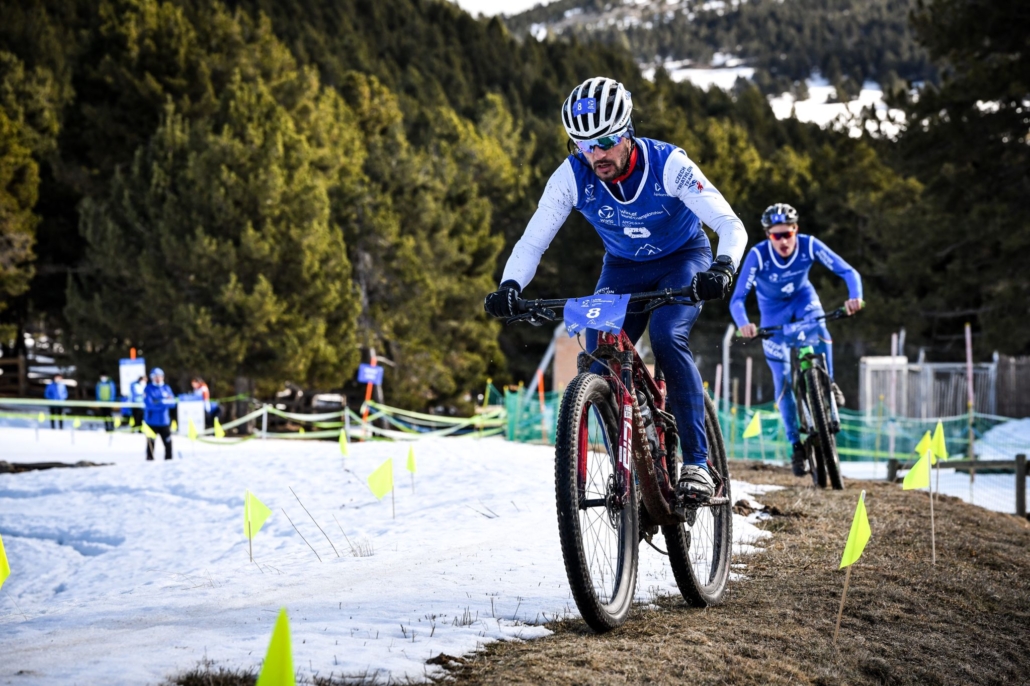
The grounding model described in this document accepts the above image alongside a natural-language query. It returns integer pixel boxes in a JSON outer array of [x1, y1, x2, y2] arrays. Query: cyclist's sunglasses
[[574, 130, 630, 154], [767, 228, 797, 241]]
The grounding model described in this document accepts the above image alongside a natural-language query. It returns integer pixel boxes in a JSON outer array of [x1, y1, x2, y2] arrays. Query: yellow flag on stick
[[914, 430, 932, 463], [255, 607, 295, 686], [368, 458, 394, 500], [113, 415, 122, 429], [742, 411, 762, 439], [903, 449, 932, 490], [339, 428, 349, 456], [141, 422, 157, 440], [129, 416, 136, 427], [932, 421, 948, 462], [244, 490, 273, 539], [171, 420, 178, 433], [406, 446, 416, 474], [187, 419, 198, 441], [0, 532, 10, 591], [214, 418, 226, 438], [298, 427, 305, 435], [839, 491, 871, 568], [37, 411, 45, 423], [72, 418, 81, 429]]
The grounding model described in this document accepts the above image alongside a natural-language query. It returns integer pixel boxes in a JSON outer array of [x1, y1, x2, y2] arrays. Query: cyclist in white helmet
[[485, 77, 748, 499]]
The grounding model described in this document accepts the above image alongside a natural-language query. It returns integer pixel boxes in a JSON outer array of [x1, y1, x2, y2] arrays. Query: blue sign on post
[[357, 363, 384, 386], [564, 294, 631, 337]]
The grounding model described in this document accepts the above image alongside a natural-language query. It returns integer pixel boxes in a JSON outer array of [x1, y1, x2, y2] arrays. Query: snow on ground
[[641, 59, 755, 92], [840, 461, 1018, 514], [0, 428, 774, 685]]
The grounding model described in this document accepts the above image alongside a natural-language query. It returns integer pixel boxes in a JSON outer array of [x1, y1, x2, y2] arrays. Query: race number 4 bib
[[564, 294, 631, 337]]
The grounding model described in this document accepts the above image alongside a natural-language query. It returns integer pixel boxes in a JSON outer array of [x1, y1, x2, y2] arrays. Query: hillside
[[505, 0, 933, 96]]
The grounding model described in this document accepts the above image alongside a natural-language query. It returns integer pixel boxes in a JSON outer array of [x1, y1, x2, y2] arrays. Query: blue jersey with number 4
[[568, 137, 712, 261]]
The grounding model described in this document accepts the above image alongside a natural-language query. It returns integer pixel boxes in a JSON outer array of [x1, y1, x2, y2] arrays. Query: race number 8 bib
[[564, 294, 631, 337]]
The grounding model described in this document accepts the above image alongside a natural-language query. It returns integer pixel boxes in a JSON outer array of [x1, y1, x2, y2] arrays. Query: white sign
[[119, 358, 146, 398], [177, 400, 206, 436]]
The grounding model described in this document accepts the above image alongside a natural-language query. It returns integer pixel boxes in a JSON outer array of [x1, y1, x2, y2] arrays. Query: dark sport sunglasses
[[767, 228, 797, 241]]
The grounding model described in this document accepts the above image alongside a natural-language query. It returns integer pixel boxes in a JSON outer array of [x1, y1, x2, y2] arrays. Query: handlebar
[[735, 304, 862, 341], [506, 286, 698, 326]]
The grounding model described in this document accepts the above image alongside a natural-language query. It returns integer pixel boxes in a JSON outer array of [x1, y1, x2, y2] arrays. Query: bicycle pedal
[[673, 504, 698, 526]]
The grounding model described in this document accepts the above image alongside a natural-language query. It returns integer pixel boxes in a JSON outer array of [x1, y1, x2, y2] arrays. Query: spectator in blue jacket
[[143, 368, 176, 460], [44, 373, 69, 429], [95, 374, 118, 432], [129, 375, 146, 430]]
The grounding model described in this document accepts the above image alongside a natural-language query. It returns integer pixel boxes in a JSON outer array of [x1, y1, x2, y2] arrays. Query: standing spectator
[[191, 377, 211, 426], [143, 368, 176, 460], [130, 375, 147, 430], [95, 374, 118, 432], [45, 374, 69, 429]]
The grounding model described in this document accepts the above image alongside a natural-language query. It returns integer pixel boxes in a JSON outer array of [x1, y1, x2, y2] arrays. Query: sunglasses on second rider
[[766, 227, 797, 241]]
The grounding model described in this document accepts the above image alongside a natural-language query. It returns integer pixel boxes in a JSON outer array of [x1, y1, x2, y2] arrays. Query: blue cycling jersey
[[568, 137, 712, 261], [729, 234, 862, 328]]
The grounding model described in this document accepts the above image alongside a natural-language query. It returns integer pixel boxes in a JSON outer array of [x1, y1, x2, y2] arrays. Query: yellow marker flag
[[171, 419, 178, 433], [914, 430, 934, 464], [72, 418, 81, 429], [244, 490, 273, 539], [839, 491, 871, 568], [742, 411, 761, 439], [406, 445, 416, 474], [903, 449, 932, 490], [214, 418, 226, 438], [129, 416, 136, 427], [114, 415, 122, 429], [339, 428, 349, 456], [141, 422, 157, 440], [932, 421, 948, 462], [299, 427, 305, 435], [187, 419, 198, 441], [256, 607, 295, 686], [368, 458, 394, 499], [37, 412, 45, 423], [0, 532, 10, 591]]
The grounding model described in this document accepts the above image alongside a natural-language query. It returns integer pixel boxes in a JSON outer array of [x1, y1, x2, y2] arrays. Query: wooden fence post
[[1016, 454, 1026, 518], [887, 458, 899, 483]]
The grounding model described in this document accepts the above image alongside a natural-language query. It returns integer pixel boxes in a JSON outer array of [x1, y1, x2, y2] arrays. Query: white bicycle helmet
[[761, 203, 799, 228], [561, 77, 633, 141]]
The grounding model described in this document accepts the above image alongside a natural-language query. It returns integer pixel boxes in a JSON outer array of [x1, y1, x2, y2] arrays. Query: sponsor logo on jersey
[[598, 205, 616, 223], [780, 282, 795, 295], [769, 273, 779, 282], [584, 183, 596, 203], [692, 180, 704, 194], [634, 243, 662, 256], [762, 338, 790, 362], [816, 248, 835, 267], [624, 227, 652, 239], [673, 166, 696, 192]]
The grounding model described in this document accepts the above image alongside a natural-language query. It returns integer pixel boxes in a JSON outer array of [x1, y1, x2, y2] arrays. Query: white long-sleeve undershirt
[[501, 150, 748, 289]]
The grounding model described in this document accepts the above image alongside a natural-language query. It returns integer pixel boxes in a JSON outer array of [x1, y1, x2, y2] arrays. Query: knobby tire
[[662, 393, 732, 606], [554, 373, 638, 632], [806, 369, 844, 490]]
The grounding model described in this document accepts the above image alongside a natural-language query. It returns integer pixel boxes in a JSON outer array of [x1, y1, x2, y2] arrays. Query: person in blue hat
[[44, 373, 69, 429], [143, 368, 176, 460]]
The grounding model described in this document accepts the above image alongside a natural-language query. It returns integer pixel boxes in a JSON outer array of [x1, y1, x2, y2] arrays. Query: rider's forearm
[[500, 161, 576, 289]]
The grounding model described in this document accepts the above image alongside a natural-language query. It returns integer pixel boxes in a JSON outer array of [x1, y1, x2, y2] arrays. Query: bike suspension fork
[[616, 350, 636, 504]]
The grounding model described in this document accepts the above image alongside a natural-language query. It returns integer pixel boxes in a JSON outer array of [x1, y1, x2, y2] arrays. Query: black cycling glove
[[484, 280, 522, 319], [691, 255, 735, 301]]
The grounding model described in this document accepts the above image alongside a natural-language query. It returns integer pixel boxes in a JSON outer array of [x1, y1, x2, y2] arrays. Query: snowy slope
[[0, 428, 774, 684]]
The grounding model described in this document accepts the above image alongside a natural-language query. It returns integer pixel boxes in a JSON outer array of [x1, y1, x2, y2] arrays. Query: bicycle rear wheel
[[554, 373, 638, 632], [663, 393, 732, 606], [806, 369, 843, 490]]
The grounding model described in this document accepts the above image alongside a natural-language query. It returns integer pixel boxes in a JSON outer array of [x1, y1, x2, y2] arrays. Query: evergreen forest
[[0, 0, 1025, 409]]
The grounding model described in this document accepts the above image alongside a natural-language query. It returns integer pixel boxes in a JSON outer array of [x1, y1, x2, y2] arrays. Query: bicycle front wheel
[[554, 373, 639, 632], [806, 369, 843, 490], [663, 392, 732, 606]]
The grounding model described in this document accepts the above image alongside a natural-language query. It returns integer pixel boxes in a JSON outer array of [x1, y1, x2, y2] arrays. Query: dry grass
[[442, 461, 1030, 685]]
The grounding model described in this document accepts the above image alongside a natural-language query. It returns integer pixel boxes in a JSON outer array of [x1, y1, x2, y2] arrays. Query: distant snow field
[[0, 428, 775, 684], [643, 59, 905, 137]]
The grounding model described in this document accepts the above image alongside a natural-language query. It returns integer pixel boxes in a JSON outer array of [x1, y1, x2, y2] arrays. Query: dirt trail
[[442, 462, 1030, 686]]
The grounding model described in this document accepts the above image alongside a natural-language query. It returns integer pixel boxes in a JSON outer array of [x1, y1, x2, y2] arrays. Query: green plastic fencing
[[504, 388, 1030, 463]]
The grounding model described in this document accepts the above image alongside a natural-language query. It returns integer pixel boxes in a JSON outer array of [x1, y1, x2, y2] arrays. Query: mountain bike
[[741, 307, 855, 490], [507, 287, 731, 632]]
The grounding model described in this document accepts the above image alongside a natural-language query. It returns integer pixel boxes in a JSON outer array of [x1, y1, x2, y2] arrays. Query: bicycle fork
[[615, 350, 636, 507]]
